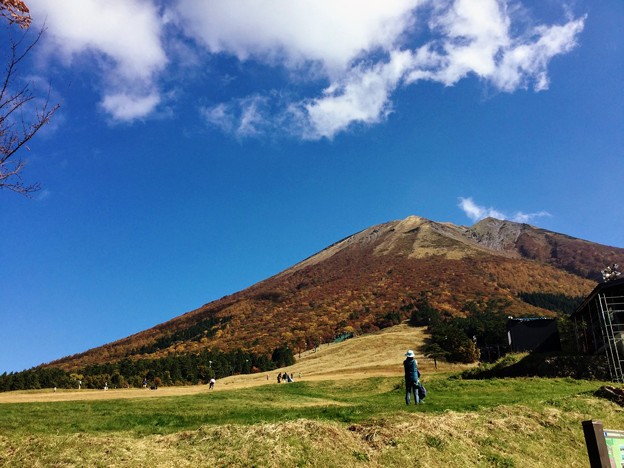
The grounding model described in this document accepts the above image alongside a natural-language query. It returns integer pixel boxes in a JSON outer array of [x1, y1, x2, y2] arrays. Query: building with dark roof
[[507, 317, 561, 353]]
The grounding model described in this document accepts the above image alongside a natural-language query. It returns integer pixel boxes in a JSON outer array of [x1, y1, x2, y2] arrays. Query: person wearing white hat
[[403, 349, 421, 405]]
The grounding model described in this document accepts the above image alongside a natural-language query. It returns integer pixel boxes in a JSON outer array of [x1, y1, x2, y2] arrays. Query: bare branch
[[0, 14, 60, 196], [0, 24, 45, 105]]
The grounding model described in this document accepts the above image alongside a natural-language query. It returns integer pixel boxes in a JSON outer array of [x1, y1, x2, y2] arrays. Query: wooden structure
[[571, 278, 624, 382], [507, 317, 561, 353]]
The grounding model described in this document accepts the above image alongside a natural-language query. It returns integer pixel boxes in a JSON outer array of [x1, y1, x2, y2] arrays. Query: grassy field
[[1, 326, 622, 467]]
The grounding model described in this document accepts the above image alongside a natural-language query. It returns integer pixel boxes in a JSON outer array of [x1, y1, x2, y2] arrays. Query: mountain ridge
[[47, 215, 624, 371]]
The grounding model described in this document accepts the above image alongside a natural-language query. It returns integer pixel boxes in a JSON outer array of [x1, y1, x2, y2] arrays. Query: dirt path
[[0, 324, 470, 404]]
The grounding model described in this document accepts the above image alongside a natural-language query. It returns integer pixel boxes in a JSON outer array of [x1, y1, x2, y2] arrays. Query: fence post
[[582, 420, 610, 467]]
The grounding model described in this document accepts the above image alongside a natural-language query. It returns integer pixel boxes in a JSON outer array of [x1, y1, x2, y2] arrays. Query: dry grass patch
[[0, 400, 613, 468], [224, 324, 469, 387]]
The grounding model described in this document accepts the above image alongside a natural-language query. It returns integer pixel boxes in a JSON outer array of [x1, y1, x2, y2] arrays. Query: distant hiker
[[277, 373, 282, 384], [142, 378, 148, 388], [209, 378, 216, 390], [282, 372, 289, 382], [403, 350, 421, 405]]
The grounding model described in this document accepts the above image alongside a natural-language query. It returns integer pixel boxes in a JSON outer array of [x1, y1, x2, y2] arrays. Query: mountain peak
[[46, 214, 623, 371], [469, 217, 530, 252]]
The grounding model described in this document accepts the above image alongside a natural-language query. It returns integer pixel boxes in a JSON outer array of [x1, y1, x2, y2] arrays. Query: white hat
[[405, 350, 415, 358]]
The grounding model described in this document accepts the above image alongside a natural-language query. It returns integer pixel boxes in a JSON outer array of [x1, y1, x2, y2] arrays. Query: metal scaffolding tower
[[572, 278, 624, 383], [597, 292, 624, 382]]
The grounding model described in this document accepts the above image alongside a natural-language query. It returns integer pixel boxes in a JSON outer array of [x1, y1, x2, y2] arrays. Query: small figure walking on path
[[209, 378, 216, 390], [403, 350, 421, 405]]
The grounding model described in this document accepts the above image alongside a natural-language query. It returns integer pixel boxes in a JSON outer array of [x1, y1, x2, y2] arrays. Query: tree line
[[517, 292, 582, 315], [0, 345, 294, 392]]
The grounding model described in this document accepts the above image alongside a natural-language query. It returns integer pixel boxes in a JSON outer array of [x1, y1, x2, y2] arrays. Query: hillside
[[1, 324, 459, 403], [48, 215, 624, 371]]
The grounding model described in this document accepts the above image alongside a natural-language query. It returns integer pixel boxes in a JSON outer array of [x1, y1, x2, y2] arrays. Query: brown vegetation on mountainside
[[48, 216, 621, 371]]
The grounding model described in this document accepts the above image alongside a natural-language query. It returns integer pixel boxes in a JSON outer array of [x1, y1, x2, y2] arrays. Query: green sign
[[605, 429, 624, 468]]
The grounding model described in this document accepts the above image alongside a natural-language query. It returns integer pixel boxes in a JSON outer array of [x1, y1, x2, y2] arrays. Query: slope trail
[[222, 323, 466, 388], [0, 324, 467, 403]]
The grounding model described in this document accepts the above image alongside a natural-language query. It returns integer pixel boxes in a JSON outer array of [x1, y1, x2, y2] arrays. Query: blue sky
[[1, 0, 622, 373]]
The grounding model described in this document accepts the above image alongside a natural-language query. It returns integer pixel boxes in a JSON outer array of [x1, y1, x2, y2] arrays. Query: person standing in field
[[403, 350, 421, 405], [209, 378, 215, 390]]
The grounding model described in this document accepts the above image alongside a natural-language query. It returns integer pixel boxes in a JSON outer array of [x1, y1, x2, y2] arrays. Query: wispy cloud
[[200, 95, 272, 138], [35, 189, 51, 201], [29, 0, 585, 134], [458, 197, 551, 224]]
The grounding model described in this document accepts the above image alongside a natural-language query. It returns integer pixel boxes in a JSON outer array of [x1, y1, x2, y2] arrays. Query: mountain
[[49, 216, 624, 371]]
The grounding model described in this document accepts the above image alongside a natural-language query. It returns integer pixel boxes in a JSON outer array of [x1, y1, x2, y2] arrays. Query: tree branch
[[0, 18, 59, 196]]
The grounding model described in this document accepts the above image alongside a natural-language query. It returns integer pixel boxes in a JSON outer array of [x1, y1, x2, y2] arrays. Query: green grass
[[0, 376, 606, 436], [1, 376, 623, 467]]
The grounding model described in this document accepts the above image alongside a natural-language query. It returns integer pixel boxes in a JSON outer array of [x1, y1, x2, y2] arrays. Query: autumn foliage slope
[[49, 215, 623, 371]]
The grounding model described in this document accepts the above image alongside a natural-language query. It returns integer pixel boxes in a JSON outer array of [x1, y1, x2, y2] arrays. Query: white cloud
[[171, 0, 421, 76], [187, 0, 584, 140], [458, 197, 551, 224], [101, 93, 161, 121], [511, 210, 551, 224], [491, 17, 585, 91], [458, 197, 506, 222], [406, 0, 585, 92], [425, 0, 511, 84], [301, 50, 414, 139], [29, 0, 585, 133], [29, 0, 166, 122]]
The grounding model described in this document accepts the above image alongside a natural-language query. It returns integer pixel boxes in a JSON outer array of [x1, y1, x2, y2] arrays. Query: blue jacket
[[403, 357, 420, 383]]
